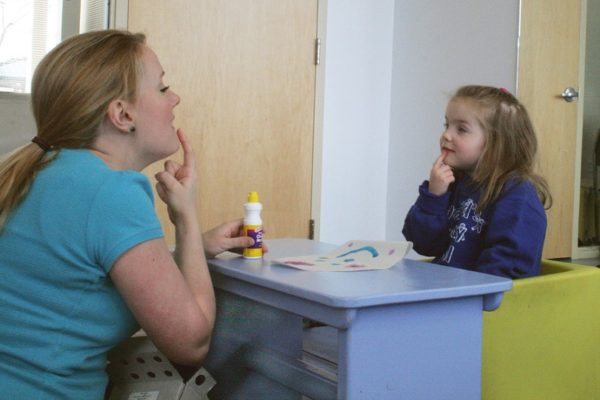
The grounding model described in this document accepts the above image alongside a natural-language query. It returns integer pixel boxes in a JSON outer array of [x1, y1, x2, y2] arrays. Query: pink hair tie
[[499, 87, 510, 94]]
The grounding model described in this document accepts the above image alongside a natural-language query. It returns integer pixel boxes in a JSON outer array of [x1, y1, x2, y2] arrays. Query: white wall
[[317, 0, 395, 244], [0, 93, 35, 156], [385, 0, 519, 244]]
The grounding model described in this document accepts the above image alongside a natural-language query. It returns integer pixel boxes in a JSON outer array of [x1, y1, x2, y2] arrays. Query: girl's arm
[[402, 181, 452, 256], [475, 182, 547, 278]]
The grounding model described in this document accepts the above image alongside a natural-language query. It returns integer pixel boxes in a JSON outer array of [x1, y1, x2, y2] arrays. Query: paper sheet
[[273, 240, 412, 272]]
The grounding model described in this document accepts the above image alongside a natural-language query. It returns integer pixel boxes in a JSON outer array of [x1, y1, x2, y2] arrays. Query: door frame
[[311, 0, 327, 241], [570, 0, 599, 259], [109, 0, 129, 29]]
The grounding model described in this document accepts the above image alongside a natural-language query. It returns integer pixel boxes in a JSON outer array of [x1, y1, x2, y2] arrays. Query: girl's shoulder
[[498, 177, 545, 213], [502, 177, 538, 196]]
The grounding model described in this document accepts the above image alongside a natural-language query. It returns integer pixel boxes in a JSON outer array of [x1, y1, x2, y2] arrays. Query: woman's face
[[132, 46, 181, 164]]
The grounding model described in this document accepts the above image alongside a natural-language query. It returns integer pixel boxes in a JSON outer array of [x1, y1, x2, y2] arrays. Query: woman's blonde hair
[[452, 85, 552, 211], [0, 30, 146, 230]]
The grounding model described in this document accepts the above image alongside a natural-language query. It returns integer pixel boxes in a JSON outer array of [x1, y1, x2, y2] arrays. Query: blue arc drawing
[[337, 246, 379, 259]]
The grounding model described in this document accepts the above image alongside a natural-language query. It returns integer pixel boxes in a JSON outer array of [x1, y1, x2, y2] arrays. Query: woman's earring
[[129, 126, 136, 132]]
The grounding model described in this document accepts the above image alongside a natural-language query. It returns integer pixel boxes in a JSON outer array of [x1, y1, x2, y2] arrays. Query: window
[[0, 0, 110, 94]]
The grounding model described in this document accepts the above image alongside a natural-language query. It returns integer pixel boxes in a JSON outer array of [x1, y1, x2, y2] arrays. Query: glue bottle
[[243, 191, 263, 259]]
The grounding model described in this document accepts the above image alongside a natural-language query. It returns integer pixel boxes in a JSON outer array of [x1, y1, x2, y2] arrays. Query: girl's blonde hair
[[0, 30, 146, 230], [452, 85, 552, 211]]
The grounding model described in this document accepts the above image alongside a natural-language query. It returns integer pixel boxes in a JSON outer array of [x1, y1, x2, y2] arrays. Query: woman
[[0, 30, 253, 399]]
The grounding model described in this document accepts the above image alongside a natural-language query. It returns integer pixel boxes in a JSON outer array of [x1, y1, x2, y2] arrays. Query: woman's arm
[[203, 219, 255, 259], [110, 238, 213, 366], [111, 129, 214, 366]]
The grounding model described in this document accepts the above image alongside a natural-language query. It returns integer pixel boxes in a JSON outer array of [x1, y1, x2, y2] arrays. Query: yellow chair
[[482, 259, 600, 400]]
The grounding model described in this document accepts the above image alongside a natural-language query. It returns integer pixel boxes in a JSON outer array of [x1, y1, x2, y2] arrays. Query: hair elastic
[[499, 87, 510, 94], [31, 136, 52, 152]]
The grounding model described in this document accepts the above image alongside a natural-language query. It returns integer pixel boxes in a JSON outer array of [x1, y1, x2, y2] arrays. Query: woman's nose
[[171, 91, 181, 106]]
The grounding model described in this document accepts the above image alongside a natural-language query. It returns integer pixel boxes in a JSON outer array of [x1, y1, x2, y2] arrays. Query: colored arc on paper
[[337, 246, 379, 259], [284, 260, 314, 266]]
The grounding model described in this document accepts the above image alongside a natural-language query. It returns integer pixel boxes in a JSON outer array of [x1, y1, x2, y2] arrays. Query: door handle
[[560, 87, 579, 102]]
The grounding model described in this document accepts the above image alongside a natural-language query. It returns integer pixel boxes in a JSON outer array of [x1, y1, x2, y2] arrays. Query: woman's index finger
[[177, 129, 196, 169]]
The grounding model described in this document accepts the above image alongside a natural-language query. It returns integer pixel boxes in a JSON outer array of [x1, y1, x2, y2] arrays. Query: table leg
[[338, 297, 483, 400]]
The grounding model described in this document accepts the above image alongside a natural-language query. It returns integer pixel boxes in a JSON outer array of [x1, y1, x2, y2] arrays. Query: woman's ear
[[106, 99, 136, 133]]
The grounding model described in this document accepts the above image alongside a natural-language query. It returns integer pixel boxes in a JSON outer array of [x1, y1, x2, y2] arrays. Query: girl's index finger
[[434, 150, 447, 167], [440, 149, 448, 161]]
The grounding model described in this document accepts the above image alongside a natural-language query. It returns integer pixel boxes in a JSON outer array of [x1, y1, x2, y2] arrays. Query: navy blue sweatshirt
[[402, 177, 547, 278]]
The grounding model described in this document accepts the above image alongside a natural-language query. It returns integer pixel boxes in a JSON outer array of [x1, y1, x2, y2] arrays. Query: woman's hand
[[203, 219, 268, 258], [428, 150, 455, 195], [154, 129, 198, 225]]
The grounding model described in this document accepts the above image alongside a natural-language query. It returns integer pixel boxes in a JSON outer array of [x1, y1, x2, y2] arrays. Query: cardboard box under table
[[106, 336, 215, 400]]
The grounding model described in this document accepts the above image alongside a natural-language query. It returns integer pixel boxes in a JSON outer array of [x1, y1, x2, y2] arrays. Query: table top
[[208, 239, 512, 309]]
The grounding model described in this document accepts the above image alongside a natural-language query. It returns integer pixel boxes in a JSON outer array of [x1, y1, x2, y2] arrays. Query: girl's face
[[132, 46, 181, 164], [440, 98, 486, 172]]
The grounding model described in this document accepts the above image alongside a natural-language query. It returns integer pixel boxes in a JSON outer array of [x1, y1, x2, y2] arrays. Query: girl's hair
[[452, 85, 552, 211], [0, 30, 146, 230]]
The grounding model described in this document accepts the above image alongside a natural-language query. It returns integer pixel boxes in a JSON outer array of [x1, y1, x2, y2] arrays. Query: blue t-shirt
[[0, 149, 164, 399], [402, 177, 547, 278]]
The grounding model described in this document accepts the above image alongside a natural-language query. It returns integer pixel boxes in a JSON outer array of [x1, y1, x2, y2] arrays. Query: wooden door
[[517, 0, 582, 259], [128, 0, 318, 245]]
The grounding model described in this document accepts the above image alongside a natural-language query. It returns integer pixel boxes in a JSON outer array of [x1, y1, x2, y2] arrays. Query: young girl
[[402, 85, 551, 278]]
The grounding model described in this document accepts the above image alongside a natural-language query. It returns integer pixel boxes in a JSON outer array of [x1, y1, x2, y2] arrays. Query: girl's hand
[[428, 150, 455, 195], [154, 129, 198, 225]]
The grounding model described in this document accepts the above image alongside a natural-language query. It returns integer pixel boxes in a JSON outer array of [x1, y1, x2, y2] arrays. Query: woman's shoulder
[[43, 149, 153, 198], [55, 149, 149, 181]]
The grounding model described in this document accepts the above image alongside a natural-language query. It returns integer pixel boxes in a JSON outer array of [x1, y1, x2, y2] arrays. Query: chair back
[[482, 259, 600, 399]]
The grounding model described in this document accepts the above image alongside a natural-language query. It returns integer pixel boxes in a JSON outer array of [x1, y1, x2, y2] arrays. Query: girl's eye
[[443, 123, 449, 129], [458, 126, 468, 133], [160, 86, 170, 93]]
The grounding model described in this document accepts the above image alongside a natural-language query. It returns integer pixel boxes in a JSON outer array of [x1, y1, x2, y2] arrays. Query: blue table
[[203, 239, 512, 400]]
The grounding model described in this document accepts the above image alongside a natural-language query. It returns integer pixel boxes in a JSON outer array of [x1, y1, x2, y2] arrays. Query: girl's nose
[[441, 129, 452, 142]]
